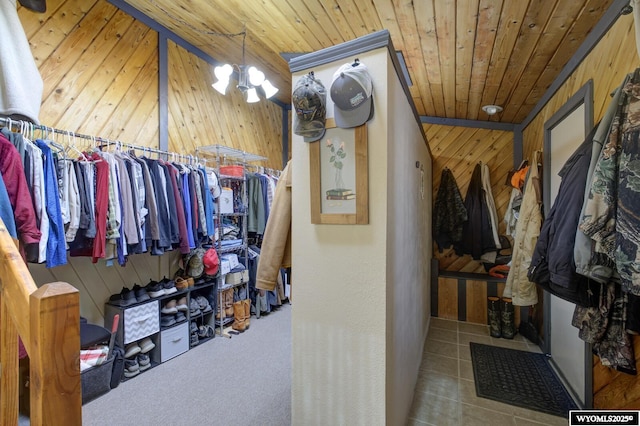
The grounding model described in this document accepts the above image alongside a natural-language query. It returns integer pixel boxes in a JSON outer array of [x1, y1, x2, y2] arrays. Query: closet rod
[[0, 116, 204, 165]]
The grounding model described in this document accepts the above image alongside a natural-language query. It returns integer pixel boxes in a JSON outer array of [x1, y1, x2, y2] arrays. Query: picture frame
[[309, 118, 368, 224]]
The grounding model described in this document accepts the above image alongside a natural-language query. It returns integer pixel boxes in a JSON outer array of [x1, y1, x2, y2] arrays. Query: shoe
[[175, 277, 189, 291], [242, 299, 251, 330], [176, 296, 188, 312], [132, 284, 150, 303], [139, 337, 155, 353], [137, 353, 151, 371], [196, 295, 212, 313], [232, 300, 246, 332], [190, 321, 198, 335], [501, 298, 516, 339], [190, 298, 202, 317], [124, 359, 140, 378], [161, 277, 177, 295], [109, 287, 136, 307], [224, 289, 234, 317], [124, 342, 142, 358], [190, 333, 199, 346], [487, 297, 501, 338], [175, 311, 187, 322], [161, 299, 178, 314], [161, 314, 176, 327], [198, 325, 209, 339], [145, 280, 165, 298]]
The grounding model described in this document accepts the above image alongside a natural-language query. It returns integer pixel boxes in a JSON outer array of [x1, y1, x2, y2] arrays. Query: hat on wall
[[203, 248, 220, 276], [330, 60, 374, 128], [292, 72, 327, 142]]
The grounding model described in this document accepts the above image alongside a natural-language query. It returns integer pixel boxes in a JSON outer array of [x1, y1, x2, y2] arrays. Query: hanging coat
[[454, 163, 496, 260], [433, 168, 467, 252], [503, 151, 542, 306]]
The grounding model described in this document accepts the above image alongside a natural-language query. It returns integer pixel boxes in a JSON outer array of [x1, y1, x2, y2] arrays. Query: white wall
[[291, 44, 432, 425], [385, 56, 433, 425], [291, 49, 388, 425]]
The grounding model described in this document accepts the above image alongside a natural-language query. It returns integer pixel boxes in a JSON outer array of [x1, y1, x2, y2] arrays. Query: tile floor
[[407, 317, 569, 426]]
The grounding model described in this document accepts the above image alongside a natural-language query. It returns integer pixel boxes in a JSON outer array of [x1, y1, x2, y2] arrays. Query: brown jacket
[[256, 160, 292, 291]]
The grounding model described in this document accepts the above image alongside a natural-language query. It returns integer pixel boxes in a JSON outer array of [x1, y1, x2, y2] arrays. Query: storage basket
[[219, 165, 243, 177], [81, 354, 114, 404]]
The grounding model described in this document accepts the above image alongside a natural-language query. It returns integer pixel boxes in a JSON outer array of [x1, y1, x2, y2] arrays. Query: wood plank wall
[[16, 0, 286, 325], [521, 14, 639, 410], [167, 41, 284, 170]]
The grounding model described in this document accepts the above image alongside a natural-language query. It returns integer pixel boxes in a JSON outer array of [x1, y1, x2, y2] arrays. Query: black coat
[[454, 163, 496, 260], [433, 168, 467, 252], [528, 126, 600, 307]]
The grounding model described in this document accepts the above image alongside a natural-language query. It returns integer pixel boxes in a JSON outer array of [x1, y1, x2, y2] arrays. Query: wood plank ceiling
[[122, 0, 619, 124]]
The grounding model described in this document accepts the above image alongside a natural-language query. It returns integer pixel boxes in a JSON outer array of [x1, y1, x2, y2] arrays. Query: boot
[[225, 289, 234, 317], [232, 301, 246, 332], [487, 296, 502, 338], [215, 291, 225, 320], [242, 299, 251, 330], [501, 297, 516, 339]]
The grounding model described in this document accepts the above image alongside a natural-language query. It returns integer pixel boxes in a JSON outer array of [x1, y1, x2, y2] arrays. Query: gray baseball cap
[[330, 61, 374, 128]]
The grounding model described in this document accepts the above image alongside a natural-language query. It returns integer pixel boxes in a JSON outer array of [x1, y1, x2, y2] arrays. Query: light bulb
[[248, 66, 265, 86], [482, 104, 503, 115], [261, 80, 278, 98], [212, 79, 230, 95], [246, 88, 260, 103], [214, 64, 233, 80]]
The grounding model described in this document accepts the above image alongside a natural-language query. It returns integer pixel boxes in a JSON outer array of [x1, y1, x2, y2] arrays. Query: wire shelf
[[197, 145, 266, 163]]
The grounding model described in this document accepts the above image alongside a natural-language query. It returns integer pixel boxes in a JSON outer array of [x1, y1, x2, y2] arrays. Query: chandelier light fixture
[[212, 30, 278, 103]]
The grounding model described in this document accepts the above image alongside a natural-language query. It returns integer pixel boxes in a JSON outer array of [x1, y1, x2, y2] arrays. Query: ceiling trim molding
[[288, 30, 392, 73], [519, 0, 629, 131], [107, 0, 220, 67], [420, 116, 515, 132]]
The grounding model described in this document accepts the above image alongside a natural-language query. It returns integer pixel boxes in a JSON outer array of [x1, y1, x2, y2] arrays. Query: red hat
[[203, 248, 219, 276]]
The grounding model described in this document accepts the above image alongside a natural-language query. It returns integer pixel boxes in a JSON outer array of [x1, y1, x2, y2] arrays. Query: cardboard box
[[225, 270, 249, 285], [220, 253, 239, 270], [219, 187, 234, 214], [220, 259, 231, 276]]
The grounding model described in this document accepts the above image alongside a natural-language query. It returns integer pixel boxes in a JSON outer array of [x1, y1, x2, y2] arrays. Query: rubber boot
[[243, 299, 251, 329], [487, 296, 502, 338], [232, 301, 246, 332], [501, 297, 516, 339]]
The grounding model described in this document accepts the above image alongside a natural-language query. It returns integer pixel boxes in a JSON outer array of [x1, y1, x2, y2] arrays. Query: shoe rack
[[197, 145, 265, 338]]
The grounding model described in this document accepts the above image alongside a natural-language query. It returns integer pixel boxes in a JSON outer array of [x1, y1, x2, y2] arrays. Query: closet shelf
[[215, 244, 247, 254], [197, 145, 267, 163]]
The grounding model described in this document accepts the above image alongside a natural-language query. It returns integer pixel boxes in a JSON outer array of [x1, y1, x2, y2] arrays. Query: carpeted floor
[[80, 303, 291, 426], [470, 342, 578, 418]]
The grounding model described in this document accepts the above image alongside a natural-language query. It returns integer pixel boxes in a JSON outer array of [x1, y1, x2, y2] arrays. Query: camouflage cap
[[292, 72, 326, 142]]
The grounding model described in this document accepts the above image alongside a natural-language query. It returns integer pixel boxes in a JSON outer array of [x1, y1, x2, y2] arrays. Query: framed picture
[[309, 118, 368, 224]]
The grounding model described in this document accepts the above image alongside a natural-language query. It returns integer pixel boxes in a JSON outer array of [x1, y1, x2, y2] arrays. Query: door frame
[[542, 79, 594, 409]]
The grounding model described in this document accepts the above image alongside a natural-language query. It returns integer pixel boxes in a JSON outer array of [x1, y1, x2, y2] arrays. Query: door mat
[[470, 342, 578, 418]]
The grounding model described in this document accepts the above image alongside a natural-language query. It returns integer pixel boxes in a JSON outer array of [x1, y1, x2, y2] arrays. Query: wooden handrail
[[0, 219, 81, 425]]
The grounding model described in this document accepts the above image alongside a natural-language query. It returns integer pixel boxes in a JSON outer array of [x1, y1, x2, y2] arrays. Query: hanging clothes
[[0, 0, 44, 123], [579, 69, 640, 297], [454, 163, 496, 260], [433, 168, 467, 253], [528, 126, 601, 308], [503, 151, 542, 306], [0, 133, 40, 248], [256, 160, 292, 292]]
